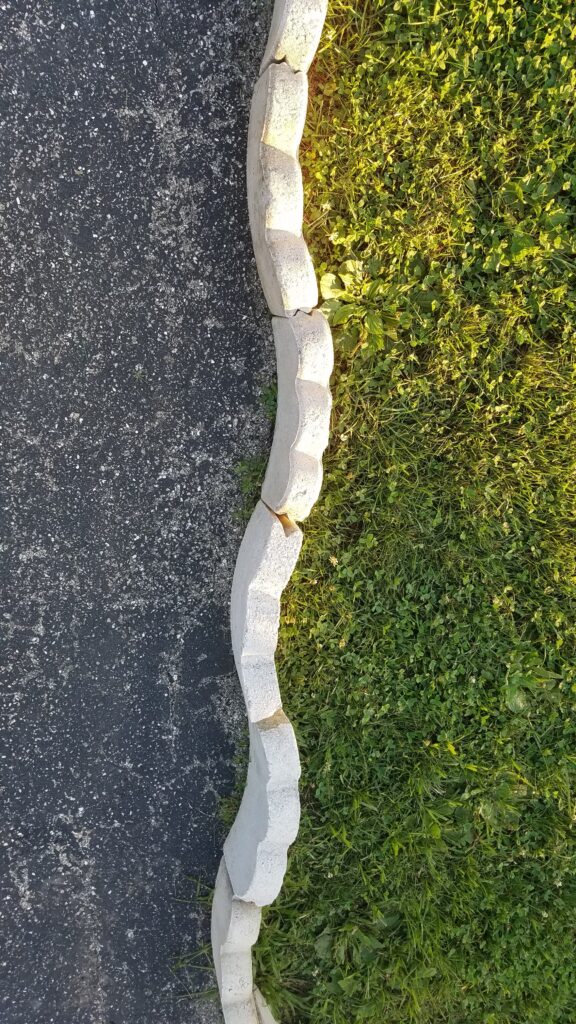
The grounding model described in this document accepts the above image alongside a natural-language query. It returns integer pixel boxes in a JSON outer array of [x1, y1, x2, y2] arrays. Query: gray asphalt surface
[[0, 2, 273, 1021]]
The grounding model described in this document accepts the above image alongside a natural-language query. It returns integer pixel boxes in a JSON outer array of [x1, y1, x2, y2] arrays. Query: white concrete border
[[224, 710, 301, 906], [212, 859, 262, 1024], [260, 0, 328, 74], [213, 1, 332, 1019], [230, 501, 302, 723], [247, 63, 317, 316], [262, 311, 333, 521]]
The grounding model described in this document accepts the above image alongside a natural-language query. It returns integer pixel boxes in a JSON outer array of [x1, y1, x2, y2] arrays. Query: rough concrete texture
[[247, 64, 317, 315], [262, 311, 333, 521], [230, 502, 302, 723], [211, 860, 262, 1024], [223, 711, 300, 906], [220, 996, 261, 1024], [263, 231, 318, 317], [260, 0, 329, 74], [0, 2, 276, 1022], [251, 63, 307, 158], [260, 147, 304, 233]]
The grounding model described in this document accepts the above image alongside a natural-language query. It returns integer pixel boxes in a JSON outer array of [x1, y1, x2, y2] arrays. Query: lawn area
[[253, 2, 576, 1022]]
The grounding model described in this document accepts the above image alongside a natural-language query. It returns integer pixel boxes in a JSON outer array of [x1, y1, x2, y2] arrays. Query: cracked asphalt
[[0, 2, 273, 1021]]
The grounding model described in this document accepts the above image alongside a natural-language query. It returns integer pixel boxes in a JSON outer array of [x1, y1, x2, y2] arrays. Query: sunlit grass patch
[[253, 1, 576, 1022]]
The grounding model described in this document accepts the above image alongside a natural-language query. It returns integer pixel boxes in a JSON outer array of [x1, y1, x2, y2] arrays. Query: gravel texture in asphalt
[[0, 2, 273, 1021]]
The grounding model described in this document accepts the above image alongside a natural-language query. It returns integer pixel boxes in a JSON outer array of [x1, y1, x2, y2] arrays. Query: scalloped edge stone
[[260, 0, 328, 74], [251, 61, 307, 157], [215, 0, 330, 1015], [262, 310, 333, 520], [211, 859, 262, 1023], [224, 710, 301, 906], [260, 147, 304, 233], [247, 64, 317, 316], [230, 501, 302, 722]]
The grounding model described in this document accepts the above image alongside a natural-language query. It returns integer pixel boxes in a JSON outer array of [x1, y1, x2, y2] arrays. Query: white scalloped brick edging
[[211, 858, 262, 1023], [251, 61, 307, 163], [247, 63, 317, 316], [260, 0, 328, 74], [224, 709, 301, 906], [262, 310, 333, 521], [213, 0, 331, 1019], [260, 147, 304, 232], [230, 500, 302, 723]]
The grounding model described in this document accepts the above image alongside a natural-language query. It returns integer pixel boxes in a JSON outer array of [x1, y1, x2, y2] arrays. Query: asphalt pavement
[[0, 2, 273, 1021]]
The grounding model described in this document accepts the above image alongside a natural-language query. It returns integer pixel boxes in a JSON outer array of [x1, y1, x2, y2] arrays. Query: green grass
[[252, 2, 576, 1022]]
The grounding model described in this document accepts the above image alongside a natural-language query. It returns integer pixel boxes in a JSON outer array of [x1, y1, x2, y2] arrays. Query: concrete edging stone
[[212, 1, 331, 1020], [230, 499, 303, 723], [247, 63, 317, 316], [262, 310, 333, 521], [223, 709, 301, 906]]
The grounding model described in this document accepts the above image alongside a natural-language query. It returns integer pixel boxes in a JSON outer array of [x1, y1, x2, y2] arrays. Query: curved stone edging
[[262, 312, 333, 521], [212, 3, 330, 1021]]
